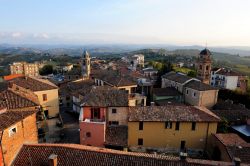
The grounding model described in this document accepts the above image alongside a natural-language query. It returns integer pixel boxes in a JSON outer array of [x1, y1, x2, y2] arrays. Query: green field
[[173, 66, 193, 74], [233, 64, 250, 76]]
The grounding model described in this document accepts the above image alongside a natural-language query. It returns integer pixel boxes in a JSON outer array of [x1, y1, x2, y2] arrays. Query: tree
[[187, 70, 197, 77], [39, 65, 53, 75]]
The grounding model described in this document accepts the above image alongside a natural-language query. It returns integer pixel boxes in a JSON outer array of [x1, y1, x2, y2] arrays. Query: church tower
[[196, 48, 212, 84], [81, 50, 91, 79]]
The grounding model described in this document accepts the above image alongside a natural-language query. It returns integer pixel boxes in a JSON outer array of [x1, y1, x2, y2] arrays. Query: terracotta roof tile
[[213, 133, 250, 164], [185, 80, 217, 91], [129, 106, 220, 122], [10, 77, 57, 91], [0, 109, 38, 131], [0, 89, 38, 110], [92, 69, 137, 87], [216, 68, 243, 76], [162, 72, 192, 84], [12, 143, 239, 166], [105, 125, 128, 147], [3, 74, 24, 81], [82, 89, 128, 107]]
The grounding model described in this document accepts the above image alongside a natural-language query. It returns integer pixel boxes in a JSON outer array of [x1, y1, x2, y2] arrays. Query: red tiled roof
[[105, 125, 128, 147], [9, 77, 57, 91], [0, 109, 38, 131], [3, 74, 24, 81], [214, 133, 248, 147], [0, 89, 38, 110], [162, 72, 192, 84], [12, 143, 239, 166], [213, 133, 250, 164], [82, 89, 128, 107], [216, 68, 243, 76], [129, 106, 220, 122]]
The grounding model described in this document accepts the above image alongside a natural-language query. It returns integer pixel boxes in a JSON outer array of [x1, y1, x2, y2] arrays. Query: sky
[[1, 0, 250, 46]]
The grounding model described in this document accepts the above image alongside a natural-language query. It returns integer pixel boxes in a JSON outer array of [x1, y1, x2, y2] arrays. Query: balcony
[[83, 118, 105, 124]]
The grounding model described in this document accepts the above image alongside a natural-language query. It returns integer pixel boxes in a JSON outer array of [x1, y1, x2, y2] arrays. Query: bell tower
[[197, 48, 212, 84], [81, 50, 91, 79]]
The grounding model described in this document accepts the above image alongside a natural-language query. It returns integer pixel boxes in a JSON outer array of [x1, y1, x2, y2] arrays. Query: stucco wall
[[128, 121, 217, 151], [225, 76, 238, 90], [184, 88, 218, 108], [80, 121, 105, 147], [1, 113, 38, 166], [106, 107, 128, 125], [35, 89, 59, 117]]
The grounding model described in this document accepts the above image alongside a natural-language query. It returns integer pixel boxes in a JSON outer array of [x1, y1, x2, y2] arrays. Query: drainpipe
[[205, 122, 209, 153]]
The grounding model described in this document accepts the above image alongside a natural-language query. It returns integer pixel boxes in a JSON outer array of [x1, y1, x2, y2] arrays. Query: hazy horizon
[[1, 0, 250, 46]]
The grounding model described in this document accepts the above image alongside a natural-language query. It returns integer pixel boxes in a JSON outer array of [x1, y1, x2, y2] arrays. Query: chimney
[[234, 157, 241, 166], [48, 154, 58, 166]]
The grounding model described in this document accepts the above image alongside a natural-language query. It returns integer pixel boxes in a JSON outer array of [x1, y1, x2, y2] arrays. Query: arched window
[[206, 65, 209, 70]]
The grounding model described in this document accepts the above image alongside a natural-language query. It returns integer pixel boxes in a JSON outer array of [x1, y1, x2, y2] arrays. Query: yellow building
[[128, 106, 220, 154], [9, 77, 59, 117]]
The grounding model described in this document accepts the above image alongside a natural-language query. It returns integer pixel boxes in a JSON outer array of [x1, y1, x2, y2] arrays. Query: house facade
[[162, 72, 218, 108], [10, 61, 43, 77], [210, 68, 248, 92], [0, 109, 38, 166], [79, 89, 129, 147], [128, 106, 220, 155], [9, 77, 59, 117]]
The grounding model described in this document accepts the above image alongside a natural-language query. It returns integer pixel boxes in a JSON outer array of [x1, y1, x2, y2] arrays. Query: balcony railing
[[83, 118, 105, 123]]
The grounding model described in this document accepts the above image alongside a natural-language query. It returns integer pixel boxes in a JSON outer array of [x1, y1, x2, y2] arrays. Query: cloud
[[42, 33, 49, 39], [33, 33, 50, 39], [11, 32, 22, 38]]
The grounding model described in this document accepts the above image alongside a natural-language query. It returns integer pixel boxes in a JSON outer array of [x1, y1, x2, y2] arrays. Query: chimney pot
[[48, 154, 58, 166]]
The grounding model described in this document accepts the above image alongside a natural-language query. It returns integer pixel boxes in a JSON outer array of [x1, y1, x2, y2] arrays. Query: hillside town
[[0, 48, 249, 166]]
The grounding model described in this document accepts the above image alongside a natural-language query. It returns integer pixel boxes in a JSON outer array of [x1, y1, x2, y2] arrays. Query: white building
[[210, 68, 240, 90]]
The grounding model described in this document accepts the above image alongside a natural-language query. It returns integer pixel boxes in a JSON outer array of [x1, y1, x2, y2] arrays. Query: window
[[112, 109, 117, 114], [193, 92, 196, 98], [9, 126, 17, 137], [109, 121, 119, 125], [206, 65, 209, 70], [91, 108, 101, 119], [175, 122, 180, 130], [165, 121, 172, 129], [42, 94, 47, 101], [86, 132, 91, 137], [199, 65, 202, 70], [139, 121, 143, 130], [66, 96, 70, 100], [186, 90, 189, 95], [192, 122, 196, 131], [138, 138, 143, 145]]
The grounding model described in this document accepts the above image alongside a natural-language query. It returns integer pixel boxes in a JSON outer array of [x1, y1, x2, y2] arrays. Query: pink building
[[79, 88, 128, 147], [79, 107, 106, 147]]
